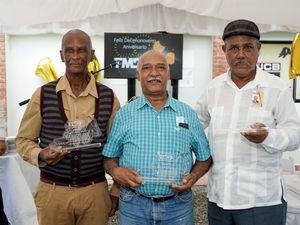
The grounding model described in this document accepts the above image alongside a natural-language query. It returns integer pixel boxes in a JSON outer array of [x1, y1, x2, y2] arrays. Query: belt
[[127, 188, 176, 202], [40, 178, 103, 188]]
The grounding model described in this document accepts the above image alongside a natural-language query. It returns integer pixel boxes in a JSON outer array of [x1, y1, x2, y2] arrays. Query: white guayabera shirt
[[196, 67, 300, 209]]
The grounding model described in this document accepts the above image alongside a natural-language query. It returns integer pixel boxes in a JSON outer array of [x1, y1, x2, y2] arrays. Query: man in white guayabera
[[196, 19, 300, 225]]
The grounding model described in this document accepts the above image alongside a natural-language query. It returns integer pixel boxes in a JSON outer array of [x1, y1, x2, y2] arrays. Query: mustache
[[148, 77, 162, 82], [235, 59, 247, 66]]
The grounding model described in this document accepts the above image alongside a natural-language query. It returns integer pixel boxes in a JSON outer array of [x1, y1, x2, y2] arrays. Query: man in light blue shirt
[[103, 50, 212, 225]]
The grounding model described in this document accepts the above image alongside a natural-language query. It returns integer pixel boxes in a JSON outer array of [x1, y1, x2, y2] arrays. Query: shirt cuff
[[31, 147, 47, 167], [261, 128, 277, 153], [102, 148, 120, 158]]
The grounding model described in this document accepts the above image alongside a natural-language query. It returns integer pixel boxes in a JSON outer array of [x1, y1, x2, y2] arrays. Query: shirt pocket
[[173, 126, 191, 153], [210, 106, 224, 131], [246, 108, 274, 128]]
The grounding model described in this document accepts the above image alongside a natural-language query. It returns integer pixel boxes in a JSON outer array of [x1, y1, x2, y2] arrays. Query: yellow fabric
[[289, 33, 300, 79], [35, 55, 101, 83], [35, 57, 58, 83], [35, 181, 112, 225], [88, 54, 101, 82]]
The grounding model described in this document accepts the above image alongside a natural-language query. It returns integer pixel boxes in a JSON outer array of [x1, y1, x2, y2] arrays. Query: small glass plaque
[[139, 152, 192, 186], [51, 118, 102, 151]]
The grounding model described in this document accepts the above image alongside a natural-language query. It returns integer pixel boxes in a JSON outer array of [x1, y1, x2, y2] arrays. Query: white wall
[[179, 35, 212, 107], [6, 34, 212, 136], [261, 31, 300, 165]]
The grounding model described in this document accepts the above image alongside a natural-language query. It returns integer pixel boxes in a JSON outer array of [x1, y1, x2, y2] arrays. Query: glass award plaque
[[50, 118, 102, 151], [139, 152, 192, 186]]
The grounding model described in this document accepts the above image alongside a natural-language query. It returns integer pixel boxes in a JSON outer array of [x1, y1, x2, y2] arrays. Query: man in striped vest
[[16, 29, 120, 225]]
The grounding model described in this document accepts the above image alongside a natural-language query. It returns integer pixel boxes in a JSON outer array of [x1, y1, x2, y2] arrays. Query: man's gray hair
[[136, 50, 169, 71]]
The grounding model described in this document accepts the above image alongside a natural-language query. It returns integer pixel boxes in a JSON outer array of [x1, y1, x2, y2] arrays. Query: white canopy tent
[[0, 0, 299, 35]]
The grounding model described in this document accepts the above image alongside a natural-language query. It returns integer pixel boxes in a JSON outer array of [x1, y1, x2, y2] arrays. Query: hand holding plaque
[[51, 118, 102, 152]]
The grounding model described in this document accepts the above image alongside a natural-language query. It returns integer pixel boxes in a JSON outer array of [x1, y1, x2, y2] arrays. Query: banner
[[104, 33, 183, 79]]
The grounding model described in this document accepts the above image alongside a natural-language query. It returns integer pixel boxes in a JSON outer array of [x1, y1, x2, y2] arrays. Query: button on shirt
[[196, 67, 300, 209], [103, 95, 211, 197]]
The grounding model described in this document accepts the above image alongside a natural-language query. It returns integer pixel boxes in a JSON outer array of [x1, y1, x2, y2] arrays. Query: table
[[0, 153, 39, 225], [283, 174, 300, 225]]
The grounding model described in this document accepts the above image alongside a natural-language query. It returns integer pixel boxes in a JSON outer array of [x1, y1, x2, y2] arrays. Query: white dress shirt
[[196, 67, 300, 209]]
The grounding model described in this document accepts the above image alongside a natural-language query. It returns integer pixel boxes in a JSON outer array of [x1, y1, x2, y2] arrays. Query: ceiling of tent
[[0, 0, 299, 35]]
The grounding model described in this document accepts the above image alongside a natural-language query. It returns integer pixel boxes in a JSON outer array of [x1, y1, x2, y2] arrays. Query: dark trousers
[[208, 200, 287, 225], [0, 188, 9, 225]]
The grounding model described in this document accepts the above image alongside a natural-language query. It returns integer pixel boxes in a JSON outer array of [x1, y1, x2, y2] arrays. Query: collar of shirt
[[224, 66, 269, 91], [56, 74, 98, 98], [136, 93, 178, 112]]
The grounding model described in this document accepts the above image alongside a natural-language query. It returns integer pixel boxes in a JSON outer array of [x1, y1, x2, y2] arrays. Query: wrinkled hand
[[39, 145, 69, 165], [241, 122, 268, 144], [171, 172, 197, 193], [111, 167, 143, 188], [109, 195, 119, 217], [0, 140, 5, 156]]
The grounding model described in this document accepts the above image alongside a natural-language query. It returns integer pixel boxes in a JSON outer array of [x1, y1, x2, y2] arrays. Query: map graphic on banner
[[104, 33, 183, 79]]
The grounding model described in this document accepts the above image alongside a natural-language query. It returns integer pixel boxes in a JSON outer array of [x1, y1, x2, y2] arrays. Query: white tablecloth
[[283, 175, 300, 225], [0, 153, 39, 225]]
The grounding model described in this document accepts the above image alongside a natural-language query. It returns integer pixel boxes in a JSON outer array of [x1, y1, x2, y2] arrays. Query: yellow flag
[[35, 57, 58, 83], [289, 33, 300, 79]]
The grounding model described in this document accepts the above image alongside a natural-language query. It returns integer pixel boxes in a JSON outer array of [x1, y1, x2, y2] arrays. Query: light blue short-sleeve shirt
[[103, 95, 210, 196]]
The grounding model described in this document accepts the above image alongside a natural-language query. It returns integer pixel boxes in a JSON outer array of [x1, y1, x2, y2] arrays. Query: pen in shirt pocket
[[176, 116, 189, 129], [179, 122, 189, 129]]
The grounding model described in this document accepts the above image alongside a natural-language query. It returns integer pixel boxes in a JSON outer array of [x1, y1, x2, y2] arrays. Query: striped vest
[[39, 80, 114, 185]]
